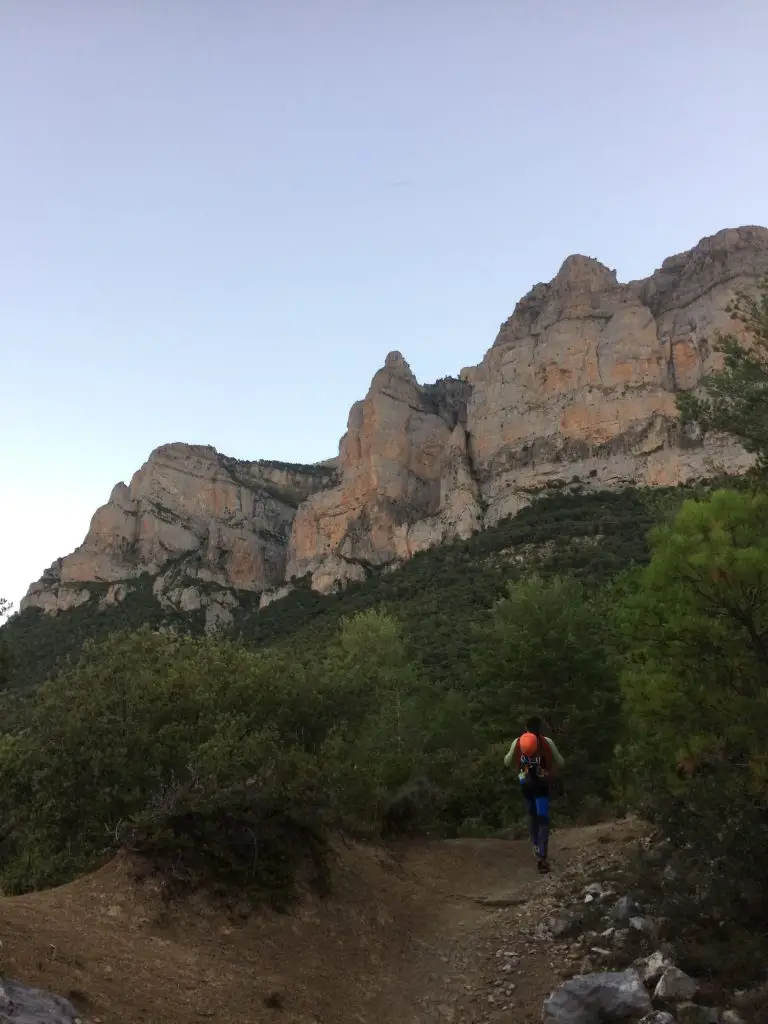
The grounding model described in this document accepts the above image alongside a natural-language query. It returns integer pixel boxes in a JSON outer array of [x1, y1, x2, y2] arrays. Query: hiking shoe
[[537, 858, 550, 874]]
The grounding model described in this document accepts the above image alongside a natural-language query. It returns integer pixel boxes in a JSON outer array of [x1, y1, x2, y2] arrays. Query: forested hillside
[[3, 483, 702, 695], [0, 475, 745, 888]]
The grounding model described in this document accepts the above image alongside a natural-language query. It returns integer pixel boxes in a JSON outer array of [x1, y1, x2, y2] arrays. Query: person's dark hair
[[525, 715, 542, 735]]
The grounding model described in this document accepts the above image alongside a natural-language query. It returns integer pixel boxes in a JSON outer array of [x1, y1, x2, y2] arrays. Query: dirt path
[[392, 817, 647, 1023], [0, 819, 647, 1023]]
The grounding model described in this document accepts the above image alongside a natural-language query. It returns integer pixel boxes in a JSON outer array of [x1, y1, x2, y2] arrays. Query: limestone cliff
[[284, 354, 481, 593], [466, 225, 768, 524], [22, 224, 768, 614], [286, 226, 768, 590], [22, 444, 336, 627]]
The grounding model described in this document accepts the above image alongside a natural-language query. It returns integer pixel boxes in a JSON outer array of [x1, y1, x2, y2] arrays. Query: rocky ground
[[0, 817, 762, 1023]]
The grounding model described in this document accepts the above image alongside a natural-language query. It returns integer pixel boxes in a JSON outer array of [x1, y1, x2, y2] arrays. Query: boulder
[[630, 915, 659, 940], [546, 908, 586, 939], [643, 840, 673, 867], [676, 1004, 719, 1024], [635, 951, 673, 986], [0, 978, 80, 1023], [721, 1011, 746, 1024], [542, 969, 653, 1024], [655, 967, 699, 1002], [583, 883, 610, 904], [610, 895, 637, 924]]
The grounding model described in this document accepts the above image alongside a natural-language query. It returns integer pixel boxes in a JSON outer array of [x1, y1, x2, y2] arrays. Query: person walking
[[503, 715, 565, 873]]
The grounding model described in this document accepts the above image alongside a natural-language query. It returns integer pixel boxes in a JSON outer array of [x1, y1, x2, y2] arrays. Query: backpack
[[517, 735, 550, 784]]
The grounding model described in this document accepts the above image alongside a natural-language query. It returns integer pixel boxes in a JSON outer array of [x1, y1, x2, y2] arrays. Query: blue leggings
[[521, 785, 550, 858]]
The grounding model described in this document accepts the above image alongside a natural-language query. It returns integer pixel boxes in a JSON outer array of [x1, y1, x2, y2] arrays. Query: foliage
[[0, 576, 204, 693], [236, 487, 692, 694], [0, 597, 11, 687], [2, 485, 727, 696], [619, 489, 768, 928], [314, 610, 431, 833], [121, 783, 331, 911], [0, 628, 328, 895], [678, 279, 768, 476], [471, 577, 622, 810], [0, 609, 448, 896], [3, 479, 764, 917], [0, 574, 629, 896]]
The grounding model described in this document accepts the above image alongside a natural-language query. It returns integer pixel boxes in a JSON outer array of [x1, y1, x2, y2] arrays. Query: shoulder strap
[[542, 736, 554, 767]]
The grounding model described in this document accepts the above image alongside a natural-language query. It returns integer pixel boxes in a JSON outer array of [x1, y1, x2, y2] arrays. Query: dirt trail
[[0, 819, 647, 1024]]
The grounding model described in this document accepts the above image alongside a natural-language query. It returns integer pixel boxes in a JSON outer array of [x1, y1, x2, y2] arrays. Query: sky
[[2, 0, 768, 613]]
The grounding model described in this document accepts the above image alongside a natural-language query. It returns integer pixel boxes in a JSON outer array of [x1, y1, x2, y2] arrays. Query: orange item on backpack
[[519, 732, 539, 756]]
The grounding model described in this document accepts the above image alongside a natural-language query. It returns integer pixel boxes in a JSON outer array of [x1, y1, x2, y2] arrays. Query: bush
[[620, 488, 768, 974], [121, 780, 330, 911], [0, 628, 330, 894]]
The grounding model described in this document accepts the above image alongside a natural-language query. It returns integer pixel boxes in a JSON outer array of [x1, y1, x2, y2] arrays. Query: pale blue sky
[[2, 0, 767, 611]]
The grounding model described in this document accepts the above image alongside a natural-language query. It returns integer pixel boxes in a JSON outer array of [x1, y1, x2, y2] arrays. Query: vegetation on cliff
[[678, 278, 768, 478], [0, 484, 698, 695]]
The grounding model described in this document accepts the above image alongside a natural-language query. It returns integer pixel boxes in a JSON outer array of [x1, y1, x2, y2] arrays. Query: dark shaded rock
[[676, 1003, 719, 1024], [634, 951, 673, 986], [655, 967, 699, 1002], [542, 969, 653, 1024], [639, 1013, 676, 1024], [0, 979, 80, 1023], [610, 895, 637, 924], [536, 908, 585, 940]]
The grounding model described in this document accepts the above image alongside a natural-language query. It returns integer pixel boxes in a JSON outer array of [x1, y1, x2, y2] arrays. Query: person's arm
[[503, 738, 520, 767], [544, 736, 565, 769]]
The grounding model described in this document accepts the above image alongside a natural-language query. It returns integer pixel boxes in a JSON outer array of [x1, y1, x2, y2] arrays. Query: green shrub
[[620, 489, 768, 953]]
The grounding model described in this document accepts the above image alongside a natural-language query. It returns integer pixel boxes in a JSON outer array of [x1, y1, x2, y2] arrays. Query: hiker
[[503, 715, 565, 874]]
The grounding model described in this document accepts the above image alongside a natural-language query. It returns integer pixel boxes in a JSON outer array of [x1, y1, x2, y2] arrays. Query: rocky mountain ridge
[[22, 445, 337, 629], [21, 225, 768, 621]]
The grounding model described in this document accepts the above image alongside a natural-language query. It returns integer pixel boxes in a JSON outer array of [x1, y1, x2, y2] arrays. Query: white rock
[[634, 950, 672, 985], [721, 1011, 746, 1024], [204, 601, 234, 633], [0, 977, 80, 1022], [639, 1012, 676, 1024], [654, 966, 699, 1002], [542, 969, 653, 1024], [630, 915, 658, 938], [610, 895, 636, 924]]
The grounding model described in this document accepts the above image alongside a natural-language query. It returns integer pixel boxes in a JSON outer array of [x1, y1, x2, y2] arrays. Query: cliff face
[[21, 444, 336, 627], [285, 226, 768, 590], [284, 354, 481, 593], [465, 226, 768, 524], [22, 225, 768, 615]]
